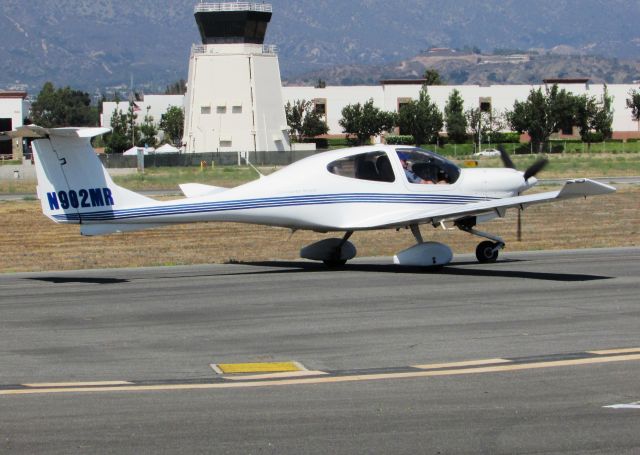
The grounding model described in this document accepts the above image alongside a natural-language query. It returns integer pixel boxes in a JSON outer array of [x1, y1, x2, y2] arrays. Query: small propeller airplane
[[6, 125, 616, 267]]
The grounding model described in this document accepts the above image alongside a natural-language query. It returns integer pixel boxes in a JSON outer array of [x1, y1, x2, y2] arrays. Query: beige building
[[0, 91, 29, 159]]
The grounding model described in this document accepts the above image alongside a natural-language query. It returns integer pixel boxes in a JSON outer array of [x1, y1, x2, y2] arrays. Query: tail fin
[[15, 126, 155, 228]]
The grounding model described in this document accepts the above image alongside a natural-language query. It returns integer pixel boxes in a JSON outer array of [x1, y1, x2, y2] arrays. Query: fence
[[99, 150, 320, 168]]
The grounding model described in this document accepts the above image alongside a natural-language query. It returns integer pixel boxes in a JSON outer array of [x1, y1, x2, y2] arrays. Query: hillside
[[1, 0, 640, 92], [286, 52, 640, 86]]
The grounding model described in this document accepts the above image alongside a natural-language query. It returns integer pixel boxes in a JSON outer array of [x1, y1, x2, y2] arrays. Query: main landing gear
[[323, 231, 354, 267], [300, 231, 356, 267], [455, 217, 505, 264]]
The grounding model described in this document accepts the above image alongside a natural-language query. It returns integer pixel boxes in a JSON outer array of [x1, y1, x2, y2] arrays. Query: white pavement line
[[413, 358, 512, 370], [604, 402, 640, 409], [23, 381, 132, 388], [4, 353, 640, 396], [222, 370, 328, 381]]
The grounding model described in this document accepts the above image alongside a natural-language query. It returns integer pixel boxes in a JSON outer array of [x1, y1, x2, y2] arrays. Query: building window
[[313, 98, 327, 116], [0, 118, 12, 132], [0, 118, 12, 155], [201, 106, 211, 114], [479, 97, 492, 112], [561, 125, 574, 135]]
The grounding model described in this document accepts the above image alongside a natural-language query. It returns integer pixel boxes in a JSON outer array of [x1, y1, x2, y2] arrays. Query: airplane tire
[[476, 241, 499, 263]]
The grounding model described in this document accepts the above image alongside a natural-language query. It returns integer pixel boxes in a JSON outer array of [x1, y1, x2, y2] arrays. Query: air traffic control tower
[[183, 2, 290, 153]]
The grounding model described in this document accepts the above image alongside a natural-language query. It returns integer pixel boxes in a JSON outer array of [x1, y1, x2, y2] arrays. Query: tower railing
[[191, 44, 278, 55], [194, 2, 272, 13]]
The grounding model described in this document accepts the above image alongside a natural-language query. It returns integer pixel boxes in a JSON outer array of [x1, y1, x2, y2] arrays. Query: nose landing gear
[[454, 217, 505, 264], [475, 240, 503, 263]]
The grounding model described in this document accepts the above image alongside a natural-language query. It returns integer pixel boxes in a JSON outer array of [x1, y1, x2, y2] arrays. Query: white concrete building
[[101, 95, 184, 131], [0, 91, 29, 159], [182, 2, 290, 153], [282, 79, 640, 140], [100, 80, 640, 150]]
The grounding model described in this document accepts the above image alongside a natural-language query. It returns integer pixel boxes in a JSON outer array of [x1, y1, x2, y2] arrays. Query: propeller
[[497, 145, 549, 242], [498, 145, 548, 181], [498, 145, 516, 170]]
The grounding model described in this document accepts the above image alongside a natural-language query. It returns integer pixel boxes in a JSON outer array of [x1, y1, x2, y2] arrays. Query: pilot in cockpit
[[399, 153, 434, 184]]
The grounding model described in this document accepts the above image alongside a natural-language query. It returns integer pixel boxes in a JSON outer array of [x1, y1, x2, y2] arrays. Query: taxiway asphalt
[[1, 247, 639, 454]]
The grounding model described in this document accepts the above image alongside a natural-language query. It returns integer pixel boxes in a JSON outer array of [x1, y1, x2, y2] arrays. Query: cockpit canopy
[[326, 147, 460, 185], [396, 147, 461, 184]]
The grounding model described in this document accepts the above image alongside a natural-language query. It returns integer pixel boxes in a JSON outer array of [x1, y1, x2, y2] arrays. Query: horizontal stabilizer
[[7, 125, 111, 139], [179, 183, 228, 198]]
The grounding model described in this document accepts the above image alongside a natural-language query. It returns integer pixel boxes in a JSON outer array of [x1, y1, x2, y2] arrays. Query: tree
[[626, 89, 640, 130], [126, 102, 141, 147], [31, 82, 97, 127], [575, 85, 614, 147], [104, 107, 130, 154], [285, 100, 328, 142], [138, 106, 158, 147], [339, 99, 396, 145], [397, 88, 443, 146], [423, 69, 443, 86], [444, 89, 468, 143], [593, 84, 613, 140], [506, 85, 575, 152], [165, 79, 187, 95], [159, 106, 185, 146], [466, 108, 505, 148], [574, 94, 598, 146]]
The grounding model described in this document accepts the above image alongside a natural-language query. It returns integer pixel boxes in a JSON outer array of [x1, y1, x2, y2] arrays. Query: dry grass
[[1, 186, 638, 273]]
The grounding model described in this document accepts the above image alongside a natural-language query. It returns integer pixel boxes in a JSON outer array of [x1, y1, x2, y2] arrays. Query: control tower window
[[328, 151, 395, 183]]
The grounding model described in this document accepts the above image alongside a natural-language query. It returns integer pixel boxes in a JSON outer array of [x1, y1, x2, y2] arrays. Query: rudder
[[25, 126, 154, 225]]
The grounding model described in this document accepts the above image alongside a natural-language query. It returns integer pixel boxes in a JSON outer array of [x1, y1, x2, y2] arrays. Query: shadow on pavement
[[221, 260, 612, 282], [27, 277, 130, 285]]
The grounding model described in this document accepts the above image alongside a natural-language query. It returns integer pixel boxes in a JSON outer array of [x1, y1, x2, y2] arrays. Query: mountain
[[1, 0, 640, 93], [286, 52, 640, 86]]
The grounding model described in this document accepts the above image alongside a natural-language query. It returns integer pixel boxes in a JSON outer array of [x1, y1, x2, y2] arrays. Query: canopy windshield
[[396, 147, 461, 184]]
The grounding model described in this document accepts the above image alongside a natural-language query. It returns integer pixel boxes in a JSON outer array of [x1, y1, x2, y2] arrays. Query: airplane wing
[[348, 179, 616, 230]]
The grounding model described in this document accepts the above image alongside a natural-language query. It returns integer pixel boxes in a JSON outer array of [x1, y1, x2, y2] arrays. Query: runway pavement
[[1, 247, 639, 454]]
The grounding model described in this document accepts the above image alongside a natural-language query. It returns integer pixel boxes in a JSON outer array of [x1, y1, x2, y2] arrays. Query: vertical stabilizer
[[24, 126, 154, 225]]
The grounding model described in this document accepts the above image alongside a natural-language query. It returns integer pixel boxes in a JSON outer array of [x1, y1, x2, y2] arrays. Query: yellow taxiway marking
[[588, 347, 640, 355], [213, 361, 303, 374], [413, 358, 512, 370], [23, 381, 132, 388], [3, 353, 640, 396]]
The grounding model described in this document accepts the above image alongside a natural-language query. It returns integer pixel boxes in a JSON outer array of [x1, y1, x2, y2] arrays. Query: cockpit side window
[[327, 151, 395, 183], [396, 148, 461, 185]]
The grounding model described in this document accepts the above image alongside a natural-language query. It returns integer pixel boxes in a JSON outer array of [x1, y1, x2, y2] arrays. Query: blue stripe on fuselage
[[51, 193, 492, 222]]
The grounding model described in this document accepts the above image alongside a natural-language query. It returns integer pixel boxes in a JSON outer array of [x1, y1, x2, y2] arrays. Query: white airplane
[[7, 125, 615, 267]]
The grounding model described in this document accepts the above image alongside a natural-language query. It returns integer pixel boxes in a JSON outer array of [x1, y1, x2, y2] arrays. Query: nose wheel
[[455, 217, 506, 264], [476, 241, 501, 263]]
